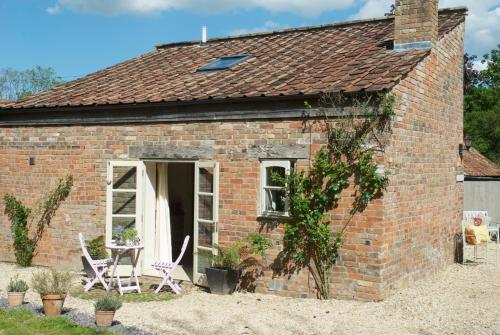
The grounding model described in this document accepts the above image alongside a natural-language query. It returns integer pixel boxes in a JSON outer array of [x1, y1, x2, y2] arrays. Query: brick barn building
[[0, 1, 466, 301]]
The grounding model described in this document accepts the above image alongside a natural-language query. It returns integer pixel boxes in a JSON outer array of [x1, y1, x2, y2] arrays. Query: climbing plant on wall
[[3, 175, 73, 266], [274, 93, 394, 299]]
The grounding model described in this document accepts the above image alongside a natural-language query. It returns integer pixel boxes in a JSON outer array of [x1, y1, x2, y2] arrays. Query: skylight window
[[197, 54, 252, 72]]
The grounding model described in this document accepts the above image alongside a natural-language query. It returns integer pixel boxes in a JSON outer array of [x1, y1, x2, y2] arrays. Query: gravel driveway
[[1, 254, 499, 335]]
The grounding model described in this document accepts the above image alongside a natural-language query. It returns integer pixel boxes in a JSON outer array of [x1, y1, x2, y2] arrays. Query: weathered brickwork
[[0, 22, 464, 301], [395, 0, 439, 45], [380, 21, 465, 295]]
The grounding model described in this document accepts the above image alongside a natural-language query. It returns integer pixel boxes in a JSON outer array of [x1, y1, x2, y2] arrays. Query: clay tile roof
[[463, 148, 500, 177], [3, 8, 466, 110], [0, 99, 11, 107]]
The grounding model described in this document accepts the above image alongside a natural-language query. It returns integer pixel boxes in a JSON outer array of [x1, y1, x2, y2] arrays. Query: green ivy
[[275, 93, 393, 299]]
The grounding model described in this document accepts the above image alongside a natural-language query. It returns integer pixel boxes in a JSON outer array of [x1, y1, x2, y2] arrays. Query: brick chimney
[[394, 0, 438, 51]]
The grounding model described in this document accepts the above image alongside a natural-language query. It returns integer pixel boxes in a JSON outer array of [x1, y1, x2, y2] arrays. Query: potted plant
[[7, 275, 29, 307], [121, 228, 139, 246], [31, 269, 72, 316], [82, 235, 108, 277], [206, 234, 271, 295], [94, 295, 122, 327], [206, 243, 243, 295]]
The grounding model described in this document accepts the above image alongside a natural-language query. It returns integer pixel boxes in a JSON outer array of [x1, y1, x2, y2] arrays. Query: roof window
[[197, 54, 251, 72]]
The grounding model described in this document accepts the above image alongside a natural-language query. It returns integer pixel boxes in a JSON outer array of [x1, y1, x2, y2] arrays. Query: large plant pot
[[95, 310, 115, 327], [41, 294, 66, 316], [82, 256, 94, 278], [8, 292, 26, 307], [206, 267, 239, 295]]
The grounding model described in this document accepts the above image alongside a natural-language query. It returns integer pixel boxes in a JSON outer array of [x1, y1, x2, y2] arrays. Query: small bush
[[7, 275, 29, 292], [3, 175, 73, 267], [211, 243, 242, 269], [211, 234, 271, 269], [31, 269, 73, 295], [121, 228, 138, 242], [246, 233, 272, 257], [3, 195, 34, 266], [86, 236, 108, 259], [94, 295, 122, 312]]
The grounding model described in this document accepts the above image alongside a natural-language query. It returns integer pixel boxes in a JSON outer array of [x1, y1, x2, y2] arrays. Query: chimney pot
[[394, 0, 438, 51], [201, 26, 207, 44]]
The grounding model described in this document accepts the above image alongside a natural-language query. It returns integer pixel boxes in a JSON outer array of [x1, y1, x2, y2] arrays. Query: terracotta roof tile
[[464, 148, 500, 177], [2, 8, 466, 110]]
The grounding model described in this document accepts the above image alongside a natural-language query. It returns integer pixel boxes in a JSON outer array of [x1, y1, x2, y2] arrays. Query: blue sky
[[1, 0, 499, 79]]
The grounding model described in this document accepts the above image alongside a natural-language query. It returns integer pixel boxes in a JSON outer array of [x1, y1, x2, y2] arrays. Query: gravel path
[[1, 255, 500, 335]]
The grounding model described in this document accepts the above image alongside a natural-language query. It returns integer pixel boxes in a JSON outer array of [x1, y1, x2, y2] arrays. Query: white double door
[[106, 160, 218, 284]]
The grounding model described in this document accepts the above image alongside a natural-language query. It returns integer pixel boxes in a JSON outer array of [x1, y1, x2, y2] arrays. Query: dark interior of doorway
[[168, 162, 194, 273]]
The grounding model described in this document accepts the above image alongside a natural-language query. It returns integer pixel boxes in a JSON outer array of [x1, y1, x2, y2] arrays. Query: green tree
[[464, 45, 500, 164], [0, 66, 63, 101]]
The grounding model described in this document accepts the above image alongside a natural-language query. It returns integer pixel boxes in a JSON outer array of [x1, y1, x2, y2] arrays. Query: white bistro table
[[106, 243, 143, 295]]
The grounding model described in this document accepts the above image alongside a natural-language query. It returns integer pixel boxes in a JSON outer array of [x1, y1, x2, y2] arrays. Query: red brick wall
[[0, 22, 464, 301], [0, 122, 320, 285], [379, 21, 465, 294]]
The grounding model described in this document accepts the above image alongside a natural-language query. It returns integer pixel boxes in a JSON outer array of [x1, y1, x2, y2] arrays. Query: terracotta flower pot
[[7, 291, 26, 307], [95, 310, 115, 327], [41, 294, 66, 316]]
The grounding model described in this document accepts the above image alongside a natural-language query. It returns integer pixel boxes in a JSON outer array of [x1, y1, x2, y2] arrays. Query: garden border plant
[[273, 93, 394, 299], [94, 295, 123, 328], [3, 175, 73, 266], [31, 268, 73, 316], [7, 274, 29, 307], [206, 233, 271, 294]]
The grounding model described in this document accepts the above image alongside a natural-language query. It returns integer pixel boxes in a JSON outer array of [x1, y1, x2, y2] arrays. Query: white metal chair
[[462, 211, 493, 263], [79, 233, 114, 292], [152, 235, 190, 294]]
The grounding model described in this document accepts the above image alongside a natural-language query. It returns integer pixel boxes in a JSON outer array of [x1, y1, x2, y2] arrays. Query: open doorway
[[167, 162, 194, 280], [142, 161, 194, 281]]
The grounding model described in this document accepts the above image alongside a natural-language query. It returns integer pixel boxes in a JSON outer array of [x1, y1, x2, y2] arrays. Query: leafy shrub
[[3, 195, 34, 266], [121, 228, 138, 242], [211, 243, 242, 269], [3, 175, 73, 266], [7, 275, 29, 292], [31, 269, 73, 295], [94, 295, 123, 312], [86, 235, 108, 259], [211, 234, 271, 269], [246, 233, 272, 257]]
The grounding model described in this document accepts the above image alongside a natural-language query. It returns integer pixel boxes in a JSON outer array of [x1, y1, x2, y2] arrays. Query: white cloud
[[350, 0, 392, 19], [352, 0, 500, 56], [230, 20, 288, 36], [57, 0, 356, 17], [53, 0, 500, 55], [46, 4, 62, 15]]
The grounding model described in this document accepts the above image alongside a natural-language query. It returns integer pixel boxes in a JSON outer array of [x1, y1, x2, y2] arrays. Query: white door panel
[[193, 161, 219, 285], [106, 160, 144, 276]]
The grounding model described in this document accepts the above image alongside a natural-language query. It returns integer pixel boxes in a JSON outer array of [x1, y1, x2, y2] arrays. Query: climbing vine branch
[[274, 93, 394, 299], [4, 175, 73, 266]]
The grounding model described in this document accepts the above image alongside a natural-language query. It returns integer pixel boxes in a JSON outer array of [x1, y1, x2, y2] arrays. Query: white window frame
[[259, 160, 291, 217], [106, 160, 144, 275]]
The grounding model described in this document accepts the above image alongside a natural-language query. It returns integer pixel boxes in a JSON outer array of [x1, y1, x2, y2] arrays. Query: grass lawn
[[0, 309, 116, 335], [71, 288, 174, 303]]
